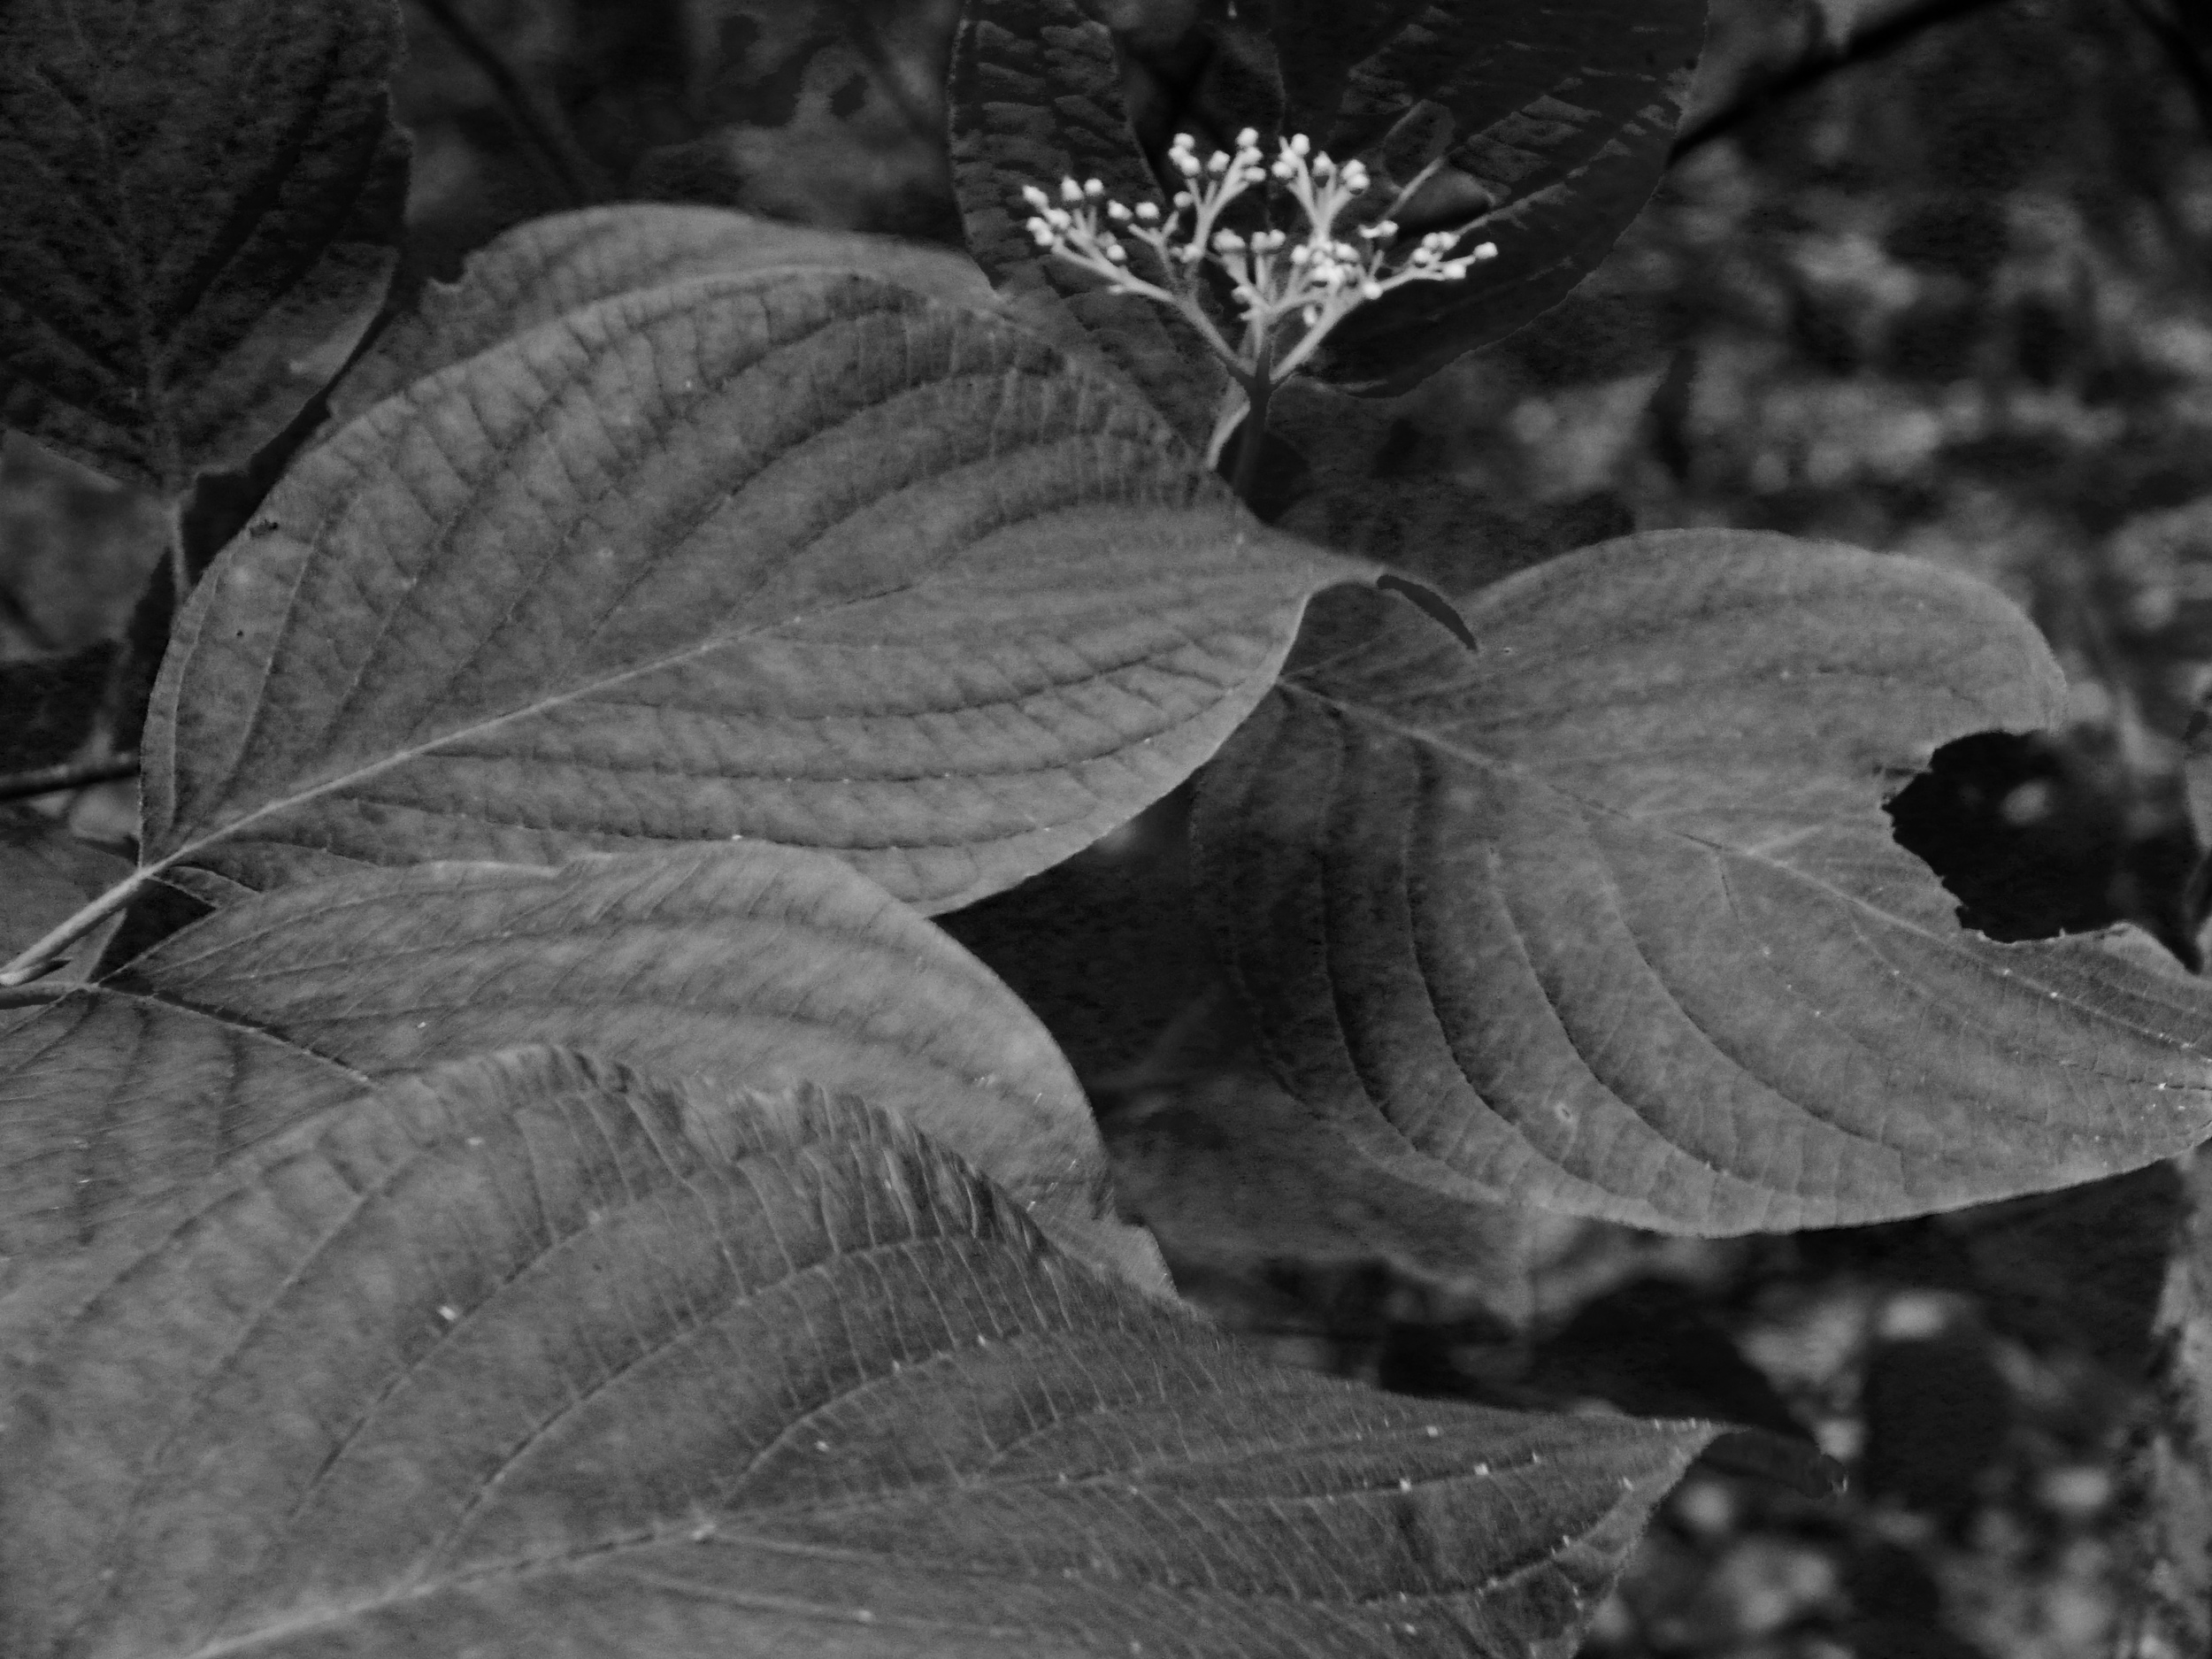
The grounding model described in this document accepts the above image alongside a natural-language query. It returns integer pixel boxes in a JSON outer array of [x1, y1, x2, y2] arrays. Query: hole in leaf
[[1885, 728, 2200, 967]]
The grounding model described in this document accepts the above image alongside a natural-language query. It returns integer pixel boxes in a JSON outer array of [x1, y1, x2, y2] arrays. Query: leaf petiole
[[0, 867, 150, 986]]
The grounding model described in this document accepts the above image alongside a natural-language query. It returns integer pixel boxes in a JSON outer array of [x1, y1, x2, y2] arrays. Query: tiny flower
[[1014, 130, 1497, 463]]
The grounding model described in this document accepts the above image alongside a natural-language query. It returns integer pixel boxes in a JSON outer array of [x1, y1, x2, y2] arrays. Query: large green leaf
[[0, 0, 408, 489], [0, 981, 365, 1256], [2, 845, 1156, 1286], [949, 0, 1229, 449], [326, 205, 1007, 431], [134, 269, 1361, 912], [1192, 530, 2212, 1234], [0, 1044, 1717, 1659]]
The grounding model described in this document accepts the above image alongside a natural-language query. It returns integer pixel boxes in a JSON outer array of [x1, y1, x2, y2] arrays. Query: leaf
[[1107, 1055, 1535, 1324], [1097, 981, 1534, 1323], [1261, 0, 1709, 392], [1268, 380, 1636, 595], [0, 0, 409, 490], [0, 1043, 1718, 1659], [138, 269, 1363, 912], [1191, 529, 2212, 1234], [4, 844, 1158, 1287], [0, 805, 130, 941], [0, 976, 365, 1255], [326, 204, 1005, 430], [949, 0, 1230, 449]]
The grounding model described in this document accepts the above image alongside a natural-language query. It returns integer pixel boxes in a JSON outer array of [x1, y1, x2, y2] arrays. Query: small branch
[[410, 0, 599, 205], [0, 752, 138, 804], [1671, 0, 2016, 165]]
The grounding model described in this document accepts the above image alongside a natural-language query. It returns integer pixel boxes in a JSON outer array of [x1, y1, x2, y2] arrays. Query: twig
[[1671, 0, 2016, 165], [410, 0, 599, 205], [0, 752, 138, 804]]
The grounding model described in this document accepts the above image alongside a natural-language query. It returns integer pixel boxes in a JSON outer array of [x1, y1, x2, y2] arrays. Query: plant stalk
[[0, 752, 138, 804], [1229, 348, 1275, 510], [0, 867, 150, 987]]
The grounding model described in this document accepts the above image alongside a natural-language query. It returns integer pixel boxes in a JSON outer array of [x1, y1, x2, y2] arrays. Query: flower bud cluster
[[1019, 128, 1496, 400]]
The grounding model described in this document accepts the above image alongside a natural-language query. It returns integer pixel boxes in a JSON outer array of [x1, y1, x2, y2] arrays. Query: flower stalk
[[1022, 129, 1498, 487]]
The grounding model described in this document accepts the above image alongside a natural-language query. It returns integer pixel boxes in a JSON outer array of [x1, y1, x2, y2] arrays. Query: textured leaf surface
[[140, 270, 1360, 910], [326, 205, 1003, 430], [0, 1044, 1717, 1659], [3, 845, 1156, 1285], [0, 0, 408, 488], [1265, 0, 1707, 391], [949, 0, 1229, 449], [1193, 530, 2212, 1233], [0, 979, 363, 1256]]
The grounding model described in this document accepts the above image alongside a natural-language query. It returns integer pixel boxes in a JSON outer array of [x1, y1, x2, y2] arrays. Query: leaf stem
[[1229, 343, 1275, 509], [0, 867, 149, 986], [0, 752, 139, 804]]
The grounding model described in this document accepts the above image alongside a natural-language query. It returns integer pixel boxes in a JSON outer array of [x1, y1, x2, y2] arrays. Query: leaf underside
[[0, 0, 408, 489], [0, 1045, 1717, 1659], [2, 844, 1155, 1286], [1194, 530, 2212, 1234], [141, 269, 1363, 914]]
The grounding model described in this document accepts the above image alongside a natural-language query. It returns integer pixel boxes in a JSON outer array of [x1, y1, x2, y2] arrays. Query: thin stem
[[1230, 346, 1275, 508], [0, 753, 139, 804], [0, 867, 149, 987], [411, 0, 599, 205], [165, 496, 190, 616], [1671, 0, 2016, 165]]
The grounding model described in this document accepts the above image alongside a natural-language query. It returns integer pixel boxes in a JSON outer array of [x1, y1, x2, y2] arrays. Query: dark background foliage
[[9, 0, 2212, 1652]]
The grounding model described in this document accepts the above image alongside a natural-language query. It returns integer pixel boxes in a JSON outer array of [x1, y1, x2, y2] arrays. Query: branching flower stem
[[1023, 130, 1497, 501]]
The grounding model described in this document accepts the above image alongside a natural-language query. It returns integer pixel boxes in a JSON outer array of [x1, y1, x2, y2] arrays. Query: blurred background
[[9, 0, 2212, 1652]]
